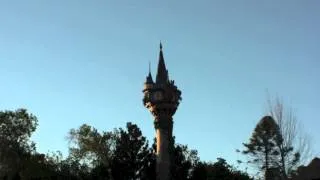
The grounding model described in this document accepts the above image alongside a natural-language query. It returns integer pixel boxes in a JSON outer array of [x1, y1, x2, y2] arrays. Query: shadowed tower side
[[142, 43, 182, 180]]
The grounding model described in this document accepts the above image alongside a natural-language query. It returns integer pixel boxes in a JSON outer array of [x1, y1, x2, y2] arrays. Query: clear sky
[[0, 0, 319, 169]]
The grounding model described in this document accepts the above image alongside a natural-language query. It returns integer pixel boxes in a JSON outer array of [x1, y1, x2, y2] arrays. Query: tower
[[142, 43, 182, 180]]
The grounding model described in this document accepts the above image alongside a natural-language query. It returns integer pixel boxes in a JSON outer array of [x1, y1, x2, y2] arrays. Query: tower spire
[[156, 42, 169, 84], [146, 61, 154, 84], [142, 43, 182, 180]]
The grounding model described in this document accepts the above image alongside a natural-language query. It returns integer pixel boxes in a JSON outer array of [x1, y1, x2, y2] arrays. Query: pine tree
[[242, 116, 282, 178]]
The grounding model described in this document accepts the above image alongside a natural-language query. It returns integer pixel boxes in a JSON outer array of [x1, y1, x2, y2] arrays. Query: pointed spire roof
[[156, 42, 169, 84], [145, 61, 154, 84]]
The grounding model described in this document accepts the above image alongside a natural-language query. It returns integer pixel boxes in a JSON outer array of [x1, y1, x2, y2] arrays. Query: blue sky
[[0, 0, 319, 170]]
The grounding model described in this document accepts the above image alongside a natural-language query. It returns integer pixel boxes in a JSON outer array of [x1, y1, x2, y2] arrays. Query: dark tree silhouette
[[266, 95, 311, 178], [191, 158, 252, 180], [67, 123, 115, 179], [242, 116, 282, 179], [111, 122, 150, 180], [66, 122, 201, 180], [170, 142, 199, 180], [0, 109, 38, 178], [0, 108, 253, 180], [190, 161, 207, 180]]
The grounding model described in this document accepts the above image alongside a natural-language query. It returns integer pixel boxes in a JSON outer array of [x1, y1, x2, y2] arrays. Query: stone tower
[[142, 43, 182, 180]]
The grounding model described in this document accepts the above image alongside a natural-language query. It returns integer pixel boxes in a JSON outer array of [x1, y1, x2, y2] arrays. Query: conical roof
[[156, 42, 169, 84], [145, 61, 154, 84]]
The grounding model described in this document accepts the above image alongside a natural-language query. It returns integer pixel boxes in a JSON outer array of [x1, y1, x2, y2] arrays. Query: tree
[[0, 108, 255, 180], [242, 116, 281, 178], [111, 122, 150, 180], [42, 151, 89, 179], [0, 109, 38, 178], [171, 143, 199, 180], [191, 158, 253, 180], [266, 95, 314, 178], [66, 122, 251, 180], [67, 122, 152, 180], [190, 161, 207, 180], [146, 136, 200, 180], [18, 152, 60, 179], [206, 158, 233, 180], [67, 124, 115, 179]]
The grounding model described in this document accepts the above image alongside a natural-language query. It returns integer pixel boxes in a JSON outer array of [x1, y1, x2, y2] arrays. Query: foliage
[[111, 122, 150, 180], [0, 108, 252, 180], [67, 124, 116, 179], [0, 109, 38, 177], [67, 122, 154, 180], [66, 123, 202, 180], [171, 142, 199, 179], [266, 95, 312, 178], [68, 124, 116, 167], [242, 116, 281, 174], [191, 158, 253, 180]]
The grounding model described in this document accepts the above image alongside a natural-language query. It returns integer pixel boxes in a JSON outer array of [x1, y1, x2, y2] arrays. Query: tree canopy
[[0, 108, 254, 179]]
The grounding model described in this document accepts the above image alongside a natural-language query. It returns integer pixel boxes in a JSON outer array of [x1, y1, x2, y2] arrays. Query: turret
[[143, 62, 154, 91], [143, 62, 154, 107]]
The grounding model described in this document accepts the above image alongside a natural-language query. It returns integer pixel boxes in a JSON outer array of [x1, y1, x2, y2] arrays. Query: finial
[[148, 61, 151, 74], [160, 41, 163, 50]]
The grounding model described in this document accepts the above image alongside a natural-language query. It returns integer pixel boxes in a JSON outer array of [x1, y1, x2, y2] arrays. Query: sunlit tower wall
[[142, 43, 182, 180]]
